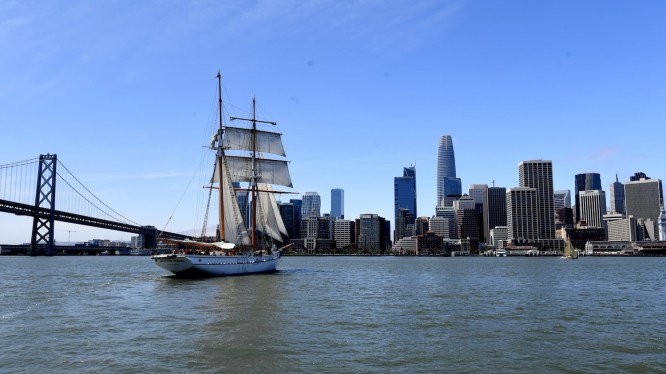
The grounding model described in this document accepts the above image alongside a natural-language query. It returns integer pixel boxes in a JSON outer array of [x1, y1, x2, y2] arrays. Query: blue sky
[[1, 0, 665, 244]]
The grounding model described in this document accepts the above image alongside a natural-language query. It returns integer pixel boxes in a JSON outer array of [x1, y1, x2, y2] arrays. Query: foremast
[[216, 72, 226, 242]]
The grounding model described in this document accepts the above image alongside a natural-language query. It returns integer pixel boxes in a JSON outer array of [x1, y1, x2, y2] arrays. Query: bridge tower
[[30, 154, 57, 256]]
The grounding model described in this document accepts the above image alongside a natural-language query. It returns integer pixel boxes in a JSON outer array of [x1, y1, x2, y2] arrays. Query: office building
[[519, 160, 555, 239], [575, 173, 601, 223], [435, 205, 456, 239], [333, 219, 355, 249], [507, 187, 538, 241], [488, 186, 507, 232], [278, 202, 298, 239], [437, 135, 462, 207], [469, 184, 489, 243], [301, 192, 321, 218], [609, 175, 625, 214], [429, 216, 450, 238], [579, 190, 607, 228], [330, 188, 344, 219], [356, 214, 389, 251], [625, 177, 663, 240], [394, 166, 417, 240]]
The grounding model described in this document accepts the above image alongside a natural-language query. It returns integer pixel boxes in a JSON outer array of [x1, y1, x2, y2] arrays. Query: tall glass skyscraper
[[519, 160, 555, 240], [394, 166, 417, 240], [330, 188, 344, 219], [437, 135, 461, 207]]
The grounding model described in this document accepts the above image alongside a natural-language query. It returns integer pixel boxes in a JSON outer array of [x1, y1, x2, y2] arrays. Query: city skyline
[[1, 1, 666, 244]]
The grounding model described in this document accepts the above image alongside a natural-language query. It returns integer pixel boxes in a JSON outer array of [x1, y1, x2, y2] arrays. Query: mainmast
[[216, 72, 226, 241], [230, 98, 277, 251]]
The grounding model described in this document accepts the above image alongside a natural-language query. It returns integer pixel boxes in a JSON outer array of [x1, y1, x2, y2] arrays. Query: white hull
[[151, 251, 281, 277]]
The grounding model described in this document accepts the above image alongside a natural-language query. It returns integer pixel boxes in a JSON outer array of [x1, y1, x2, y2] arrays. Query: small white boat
[[152, 72, 293, 277]]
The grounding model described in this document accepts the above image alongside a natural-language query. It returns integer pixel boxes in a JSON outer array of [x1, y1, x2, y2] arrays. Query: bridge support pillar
[[142, 226, 158, 249], [30, 154, 57, 256]]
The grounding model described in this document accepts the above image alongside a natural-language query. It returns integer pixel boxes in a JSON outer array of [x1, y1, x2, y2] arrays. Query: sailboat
[[152, 73, 293, 276], [561, 238, 578, 259]]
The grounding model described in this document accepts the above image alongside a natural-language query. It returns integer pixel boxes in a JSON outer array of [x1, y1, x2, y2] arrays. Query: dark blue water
[[1, 256, 665, 373]]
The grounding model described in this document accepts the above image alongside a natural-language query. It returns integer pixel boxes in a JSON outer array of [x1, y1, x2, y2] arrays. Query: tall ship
[[152, 73, 293, 276]]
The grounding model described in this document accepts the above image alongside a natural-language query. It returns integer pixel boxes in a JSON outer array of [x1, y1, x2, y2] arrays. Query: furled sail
[[212, 156, 293, 188], [223, 126, 286, 156], [257, 183, 289, 243]]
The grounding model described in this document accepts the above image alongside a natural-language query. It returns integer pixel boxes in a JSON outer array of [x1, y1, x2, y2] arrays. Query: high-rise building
[[330, 188, 344, 219], [356, 214, 388, 251], [487, 186, 507, 232], [394, 166, 417, 240], [609, 175, 625, 214], [659, 206, 666, 241], [395, 208, 415, 241], [469, 184, 489, 243], [507, 187, 539, 241], [289, 198, 302, 239], [333, 219, 355, 249], [435, 205, 456, 239], [579, 190, 607, 228], [301, 192, 321, 218], [630, 172, 649, 181], [575, 173, 602, 222], [519, 160, 555, 239], [278, 202, 298, 239], [437, 135, 462, 207], [624, 177, 664, 240], [554, 190, 572, 227]]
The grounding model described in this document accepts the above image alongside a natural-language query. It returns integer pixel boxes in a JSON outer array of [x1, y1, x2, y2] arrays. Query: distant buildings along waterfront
[[330, 188, 344, 219], [394, 166, 417, 241]]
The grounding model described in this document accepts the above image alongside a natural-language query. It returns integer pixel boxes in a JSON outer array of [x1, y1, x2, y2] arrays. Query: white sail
[[223, 126, 286, 157], [220, 158, 251, 245], [212, 156, 293, 188], [257, 183, 289, 243]]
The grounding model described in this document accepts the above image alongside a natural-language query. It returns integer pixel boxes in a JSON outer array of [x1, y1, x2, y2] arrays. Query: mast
[[216, 71, 225, 241], [230, 97, 277, 251]]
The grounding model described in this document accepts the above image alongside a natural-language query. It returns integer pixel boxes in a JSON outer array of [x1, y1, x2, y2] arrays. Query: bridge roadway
[[0, 198, 192, 246]]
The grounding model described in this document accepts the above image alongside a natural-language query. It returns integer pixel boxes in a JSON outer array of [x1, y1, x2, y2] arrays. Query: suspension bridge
[[0, 154, 192, 255]]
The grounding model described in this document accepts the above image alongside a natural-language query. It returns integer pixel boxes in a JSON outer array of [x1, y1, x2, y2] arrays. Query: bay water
[[1, 256, 665, 373]]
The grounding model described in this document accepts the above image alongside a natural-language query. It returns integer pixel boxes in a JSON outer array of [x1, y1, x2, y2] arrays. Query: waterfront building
[[301, 215, 334, 240], [437, 135, 462, 207], [507, 187, 539, 241], [487, 186, 507, 233], [660, 206, 666, 241], [333, 219, 355, 249], [415, 216, 429, 235], [289, 198, 303, 238], [392, 236, 417, 255], [574, 173, 602, 223], [554, 190, 571, 226], [395, 208, 415, 241], [330, 188, 344, 219], [434, 205, 456, 239], [469, 184, 489, 243], [394, 166, 417, 241], [519, 160, 555, 239], [489, 226, 508, 248], [356, 214, 389, 251], [278, 202, 298, 239], [417, 232, 445, 255], [606, 215, 641, 242], [456, 208, 479, 248], [624, 177, 663, 240], [609, 175, 625, 215], [429, 216, 450, 239], [301, 192, 321, 218], [578, 190, 607, 228]]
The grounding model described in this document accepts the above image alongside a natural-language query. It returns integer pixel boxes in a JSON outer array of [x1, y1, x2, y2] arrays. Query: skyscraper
[[579, 190, 607, 228], [469, 184, 489, 243], [624, 177, 663, 240], [301, 192, 321, 218], [394, 166, 417, 240], [519, 160, 555, 240], [330, 188, 344, 219], [507, 187, 538, 241], [487, 186, 507, 232], [437, 135, 462, 207], [609, 174, 625, 214], [575, 173, 602, 223]]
